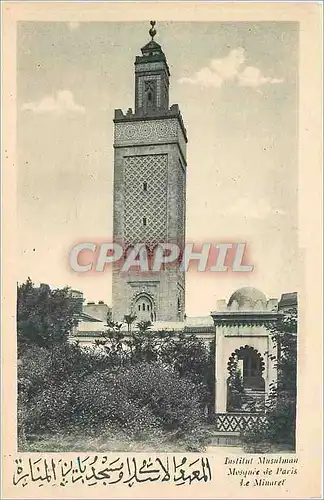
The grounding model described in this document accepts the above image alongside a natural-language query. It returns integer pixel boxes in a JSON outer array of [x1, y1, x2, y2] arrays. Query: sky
[[17, 21, 299, 315]]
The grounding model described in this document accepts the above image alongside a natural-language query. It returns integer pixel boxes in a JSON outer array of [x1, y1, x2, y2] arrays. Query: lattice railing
[[215, 413, 267, 433]]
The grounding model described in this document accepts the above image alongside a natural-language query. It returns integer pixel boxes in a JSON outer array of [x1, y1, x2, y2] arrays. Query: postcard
[[1, 2, 323, 498]]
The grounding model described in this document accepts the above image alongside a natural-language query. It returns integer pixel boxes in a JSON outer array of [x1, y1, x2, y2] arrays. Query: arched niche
[[226, 345, 266, 413], [131, 291, 156, 323]]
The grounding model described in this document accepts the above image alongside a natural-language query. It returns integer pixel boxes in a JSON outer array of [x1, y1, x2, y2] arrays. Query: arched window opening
[[143, 217, 147, 226], [144, 81, 156, 112], [143, 182, 147, 192]]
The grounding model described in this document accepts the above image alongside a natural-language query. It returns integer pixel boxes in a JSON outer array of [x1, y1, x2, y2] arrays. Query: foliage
[[18, 343, 109, 398], [95, 321, 215, 409], [227, 365, 244, 412], [17, 278, 77, 353], [73, 362, 205, 439], [136, 320, 152, 332], [241, 307, 297, 448], [94, 321, 129, 368], [17, 291, 214, 451], [19, 348, 208, 448], [268, 308, 297, 397], [265, 307, 297, 446], [18, 343, 111, 434], [113, 362, 205, 434], [24, 380, 76, 434], [72, 369, 160, 438], [123, 314, 137, 333], [159, 332, 215, 409]]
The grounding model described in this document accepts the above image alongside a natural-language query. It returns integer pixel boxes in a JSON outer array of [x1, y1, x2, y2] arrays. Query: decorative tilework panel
[[137, 75, 161, 109], [123, 154, 168, 244], [115, 118, 178, 144], [135, 62, 165, 73]]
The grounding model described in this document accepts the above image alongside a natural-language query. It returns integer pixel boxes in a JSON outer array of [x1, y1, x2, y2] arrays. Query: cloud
[[68, 21, 80, 31], [21, 90, 86, 115], [210, 47, 246, 81], [178, 47, 283, 89], [179, 48, 245, 88], [238, 66, 284, 87], [217, 197, 286, 219], [179, 67, 223, 88]]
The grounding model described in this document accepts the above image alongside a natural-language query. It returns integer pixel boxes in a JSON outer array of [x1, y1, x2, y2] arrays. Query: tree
[[124, 314, 137, 333], [160, 332, 214, 410], [265, 307, 297, 447], [227, 361, 244, 412], [17, 278, 78, 353], [94, 320, 128, 368]]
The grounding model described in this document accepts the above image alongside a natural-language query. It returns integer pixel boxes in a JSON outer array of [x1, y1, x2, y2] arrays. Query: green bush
[[19, 356, 206, 442], [18, 343, 112, 435], [18, 343, 109, 396], [241, 397, 296, 450], [112, 362, 205, 433], [73, 362, 205, 436], [264, 398, 296, 446], [23, 380, 76, 434], [73, 370, 161, 438], [18, 345, 52, 398], [18, 326, 209, 450]]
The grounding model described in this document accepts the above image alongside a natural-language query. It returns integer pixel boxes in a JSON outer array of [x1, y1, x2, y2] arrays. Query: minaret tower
[[112, 22, 187, 323]]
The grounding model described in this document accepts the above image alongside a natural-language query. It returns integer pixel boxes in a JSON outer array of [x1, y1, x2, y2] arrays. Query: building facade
[[112, 24, 187, 323]]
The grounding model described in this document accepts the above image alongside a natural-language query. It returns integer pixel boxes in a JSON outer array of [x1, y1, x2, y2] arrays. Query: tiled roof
[[278, 292, 298, 308]]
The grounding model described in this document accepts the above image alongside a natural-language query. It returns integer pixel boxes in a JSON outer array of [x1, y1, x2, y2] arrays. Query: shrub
[[108, 362, 205, 434], [20, 359, 206, 443], [264, 398, 296, 446], [241, 418, 270, 446], [18, 343, 112, 437], [97, 322, 215, 411], [18, 345, 52, 399], [241, 399, 296, 452], [18, 343, 110, 396], [18, 333, 208, 451], [73, 370, 161, 438], [23, 380, 77, 434], [73, 362, 205, 437], [45, 342, 111, 381]]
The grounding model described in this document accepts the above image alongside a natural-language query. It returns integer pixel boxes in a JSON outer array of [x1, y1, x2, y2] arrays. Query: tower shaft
[[112, 25, 187, 323]]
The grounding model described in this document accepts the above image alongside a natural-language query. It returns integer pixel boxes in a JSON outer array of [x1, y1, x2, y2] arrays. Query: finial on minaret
[[149, 20, 156, 40]]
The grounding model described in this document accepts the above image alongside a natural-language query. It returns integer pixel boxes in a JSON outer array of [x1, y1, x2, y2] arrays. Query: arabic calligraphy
[[12, 455, 212, 488]]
